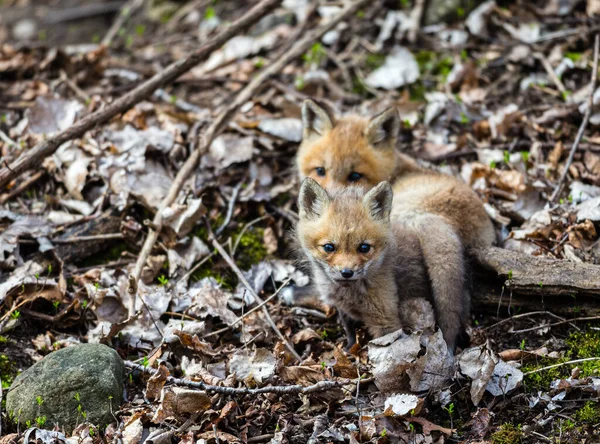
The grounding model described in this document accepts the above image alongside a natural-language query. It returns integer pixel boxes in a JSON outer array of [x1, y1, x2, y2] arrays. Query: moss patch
[[1, 354, 16, 389], [490, 423, 523, 444], [567, 329, 600, 377], [576, 402, 600, 423]]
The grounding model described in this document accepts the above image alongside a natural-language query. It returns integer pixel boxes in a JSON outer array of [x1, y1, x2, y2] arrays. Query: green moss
[[409, 81, 427, 102], [491, 424, 523, 444], [567, 329, 600, 376], [521, 357, 567, 390], [0, 355, 16, 389], [191, 259, 235, 290], [576, 402, 600, 423], [366, 53, 386, 70], [236, 227, 267, 270], [0, 336, 7, 344]]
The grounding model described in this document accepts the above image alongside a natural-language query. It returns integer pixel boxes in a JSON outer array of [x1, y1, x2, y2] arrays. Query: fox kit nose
[[341, 269, 354, 279]]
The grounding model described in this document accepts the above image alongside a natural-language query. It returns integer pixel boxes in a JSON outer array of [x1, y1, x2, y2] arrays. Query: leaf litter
[[1, 0, 600, 443]]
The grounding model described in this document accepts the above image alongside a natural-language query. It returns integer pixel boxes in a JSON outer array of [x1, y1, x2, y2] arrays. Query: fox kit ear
[[298, 177, 331, 220], [363, 181, 393, 222], [302, 99, 334, 141], [365, 108, 400, 148]]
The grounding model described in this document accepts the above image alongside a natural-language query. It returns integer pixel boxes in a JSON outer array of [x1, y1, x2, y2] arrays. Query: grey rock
[[6, 344, 123, 431]]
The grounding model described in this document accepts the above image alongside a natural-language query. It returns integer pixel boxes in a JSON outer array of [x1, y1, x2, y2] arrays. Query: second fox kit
[[296, 178, 434, 348], [296, 100, 495, 349]]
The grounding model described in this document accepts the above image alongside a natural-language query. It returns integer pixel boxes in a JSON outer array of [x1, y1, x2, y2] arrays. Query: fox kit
[[296, 178, 439, 349], [296, 99, 495, 349]]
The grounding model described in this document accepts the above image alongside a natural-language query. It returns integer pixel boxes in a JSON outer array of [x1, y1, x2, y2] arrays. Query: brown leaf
[[291, 328, 321, 344], [279, 365, 325, 385], [146, 362, 171, 401], [332, 347, 358, 378], [567, 219, 598, 250], [174, 330, 219, 356], [152, 387, 212, 423], [406, 416, 454, 436], [471, 408, 491, 439]]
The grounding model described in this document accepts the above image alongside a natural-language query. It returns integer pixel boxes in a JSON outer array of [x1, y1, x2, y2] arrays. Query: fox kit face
[[297, 100, 400, 189], [297, 178, 393, 282]]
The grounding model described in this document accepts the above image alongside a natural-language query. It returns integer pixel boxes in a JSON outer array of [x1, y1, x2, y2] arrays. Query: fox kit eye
[[348, 172, 362, 182], [315, 167, 326, 177], [358, 243, 371, 253], [322, 243, 336, 253]]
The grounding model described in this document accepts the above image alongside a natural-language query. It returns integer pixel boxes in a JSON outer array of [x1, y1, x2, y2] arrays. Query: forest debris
[[152, 387, 212, 423], [368, 329, 453, 393], [26, 97, 83, 136], [383, 393, 423, 417], [365, 46, 419, 90], [486, 360, 523, 397], [203, 135, 255, 170], [466, 0, 496, 37], [459, 342, 498, 405], [183, 278, 237, 325], [257, 118, 302, 142], [228, 348, 277, 384]]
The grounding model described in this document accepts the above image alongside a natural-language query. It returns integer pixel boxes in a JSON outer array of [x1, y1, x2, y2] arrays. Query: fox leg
[[338, 311, 362, 350], [409, 214, 468, 352]]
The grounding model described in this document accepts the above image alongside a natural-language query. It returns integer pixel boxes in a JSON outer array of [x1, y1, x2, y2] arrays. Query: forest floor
[[2, 0, 600, 443]]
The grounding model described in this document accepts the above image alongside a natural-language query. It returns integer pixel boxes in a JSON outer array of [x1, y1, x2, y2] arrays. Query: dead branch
[[102, 0, 146, 46], [550, 34, 600, 203], [128, 0, 371, 316], [124, 360, 353, 395], [207, 227, 301, 361], [0, 0, 280, 190], [477, 246, 600, 297]]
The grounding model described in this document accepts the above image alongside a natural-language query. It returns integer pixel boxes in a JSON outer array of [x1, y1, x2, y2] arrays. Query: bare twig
[[124, 360, 352, 394], [202, 277, 292, 339], [215, 182, 243, 236], [128, 0, 370, 315], [407, 0, 426, 43], [52, 233, 123, 244], [550, 34, 600, 203], [0, 0, 281, 190], [0, 130, 18, 148], [483, 310, 580, 332], [207, 225, 301, 361], [0, 170, 44, 205], [534, 52, 567, 95], [102, 0, 146, 46], [510, 315, 600, 334], [523, 357, 600, 376]]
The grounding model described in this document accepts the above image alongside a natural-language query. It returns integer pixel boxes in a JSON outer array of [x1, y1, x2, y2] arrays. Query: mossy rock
[[6, 344, 123, 431]]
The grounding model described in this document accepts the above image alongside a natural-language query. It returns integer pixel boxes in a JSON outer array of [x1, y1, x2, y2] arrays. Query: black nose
[[341, 269, 354, 279]]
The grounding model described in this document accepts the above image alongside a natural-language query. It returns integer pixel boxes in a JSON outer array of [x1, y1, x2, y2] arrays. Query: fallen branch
[[476, 246, 600, 297], [128, 0, 371, 315], [0, 0, 280, 190], [124, 360, 354, 395], [202, 277, 292, 340], [207, 224, 301, 361], [550, 34, 600, 203]]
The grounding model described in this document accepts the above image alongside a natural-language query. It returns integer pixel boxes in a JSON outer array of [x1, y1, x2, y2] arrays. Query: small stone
[[6, 344, 124, 431]]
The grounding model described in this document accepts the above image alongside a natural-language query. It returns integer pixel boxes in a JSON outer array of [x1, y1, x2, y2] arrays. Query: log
[[476, 246, 600, 297]]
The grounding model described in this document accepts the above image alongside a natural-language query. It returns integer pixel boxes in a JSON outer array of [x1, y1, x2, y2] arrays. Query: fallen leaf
[[257, 118, 302, 142], [26, 96, 83, 136], [152, 387, 211, 423], [292, 328, 321, 344], [383, 393, 423, 417], [365, 46, 419, 90], [228, 348, 277, 384], [459, 342, 498, 405], [146, 362, 171, 401]]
